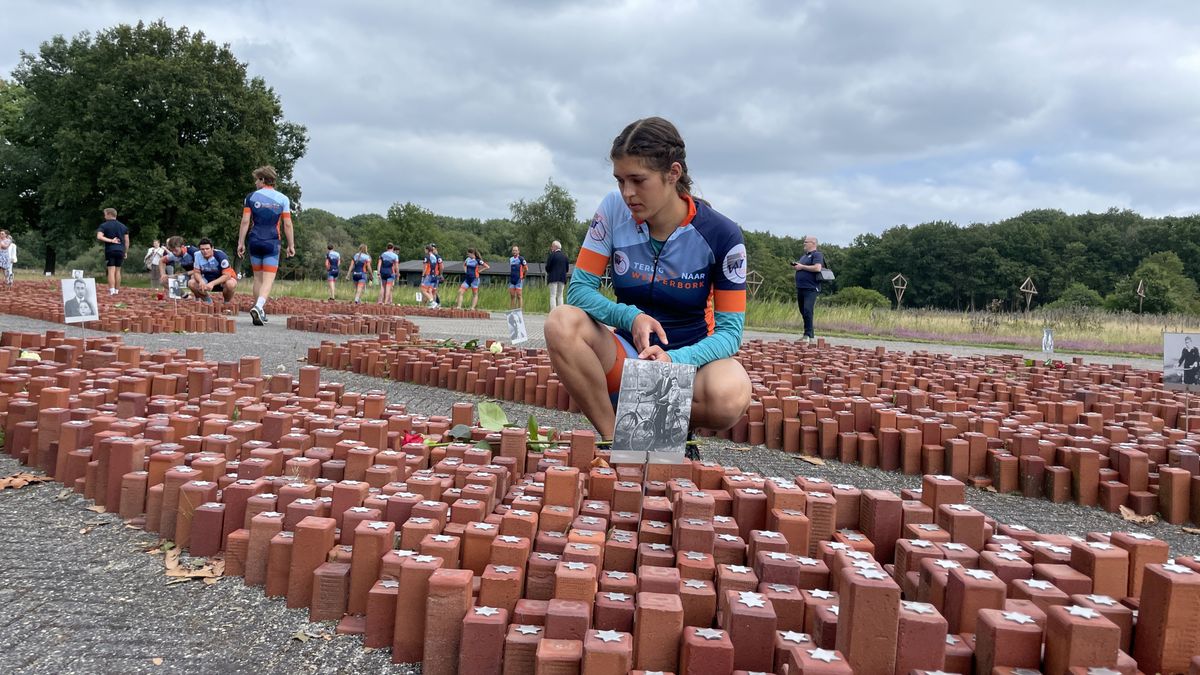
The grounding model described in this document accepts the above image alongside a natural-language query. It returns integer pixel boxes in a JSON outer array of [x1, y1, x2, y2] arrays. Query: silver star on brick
[[856, 568, 888, 581], [1086, 542, 1113, 550], [683, 580, 708, 589], [563, 562, 589, 571], [295, 499, 316, 505], [727, 565, 753, 575], [1162, 563, 1194, 574], [414, 555, 437, 563], [809, 589, 835, 599], [827, 605, 840, 615], [685, 552, 707, 561], [997, 552, 1022, 561], [714, 515, 733, 523], [1086, 669, 1121, 675], [782, 509, 805, 517], [685, 518, 707, 526], [492, 565, 517, 574], [1000, 543, 1023, 552], [917, 524, 940, 531], [797, 557, 820, 566], [1049, 546, 1071, 555], [497, 535, 522, 543], [367, 521, 390, 530], [769, 552, 792, 561], [380, 580, 399, 589], [742, 488, 763, 495], [738, 592, 767, 608], [394, 549, 416, 558], [515, 625, 541, 635], [827, 543, 849, 551], [544, 531, 565, 538], [933, 560, 961, 569], [474, 606, 500, 617], [768, 584, 795, 593], [948, 504, 973, 512], [431, 534, 455, 543], [594, 629, 624, 643], [536, 553, 560, 560], [809, 491, 830, 498], [1023, 579, 1053, 590], [1127, 532, 1154, 541], [902, 601, 935, 614], [851, 561, 877, 570], [694, 628, 724, 641], [965, 569, 995, 581], [605, 592, 631, 602], [350, 506, 371, 513], [510, 509, 532, 517], [472, 523, 495, 531], [1009, 525, 1030, 531], [1066, 605, 1101, 619], [606, 571, 629, 579], [648, 543, 670, 551], [946, 635, 959, 645], [847, 551, 871, 560], [1002, 611, 1035, 625], [807, 648, 839, 663], [1084, 594, 1116, 606], [717, 534, 740, 542], [758, 531, 782, 539], [571, 544, 595, 552], [933, 475, 955, 481], [409, 517, 431, 524], [779, 630, 810, 644], [942, 543, 967, 552]]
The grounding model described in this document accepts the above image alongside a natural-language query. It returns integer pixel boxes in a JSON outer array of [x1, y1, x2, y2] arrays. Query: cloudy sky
[[3, 1, 1200, 243]]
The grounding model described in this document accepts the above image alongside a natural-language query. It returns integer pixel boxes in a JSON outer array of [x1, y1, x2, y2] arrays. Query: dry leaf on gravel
[[79, 521, 108, 535], [796, 455, 826, 466], [292, 631, 310, 643], [1118, 505, 1157, 525], [86, 505, 106, 513], [1183, 526, 1200, 535], [0, 473, 54, 490], [983, 485, 998, 493], [164, 550, 225, 580], [151, 658, 163, 666]]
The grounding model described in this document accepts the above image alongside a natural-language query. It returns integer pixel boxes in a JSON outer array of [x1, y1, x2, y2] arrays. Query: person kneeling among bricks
[[190, 238, 238, 304]]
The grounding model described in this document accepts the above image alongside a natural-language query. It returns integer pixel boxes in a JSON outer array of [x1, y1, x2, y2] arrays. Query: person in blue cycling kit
[[351, 244, 373, 304], [190, 237, 238, 303], [377, 243, 399, 305], [544, 116, 751, 441], [455, 248, 489, 310], [508, 245, 527, 310], [325, 245, 341, 301], [236, 165, 295, 326]]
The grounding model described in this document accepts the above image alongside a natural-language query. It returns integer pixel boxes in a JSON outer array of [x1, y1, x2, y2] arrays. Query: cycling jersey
[[464, 257, 480, 281], [195, 249, 234, 283], [326, 250, 341, 272], [352, 252, 372, 276], [243, 187, 291, 244], [422, 253, 443, 277], [570, 190, 747, 368], [509, 256, 527, 284], [379, 250, 399, 277], [165, 246, 199, 272]]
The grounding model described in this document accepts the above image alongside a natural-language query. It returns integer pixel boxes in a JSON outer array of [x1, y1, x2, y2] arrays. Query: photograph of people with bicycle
[[611, 359, 696, 462]]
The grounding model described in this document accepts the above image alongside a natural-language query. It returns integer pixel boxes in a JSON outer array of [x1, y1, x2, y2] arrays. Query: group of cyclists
[[324, 242, 530, 311]]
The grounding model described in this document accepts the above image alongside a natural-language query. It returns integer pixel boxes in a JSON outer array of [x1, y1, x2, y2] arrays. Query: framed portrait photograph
[[1164, 332, 1200, 392], [610, 359, 696, 464], [61, 277, 99, 324], [507, 309, 528, 345]]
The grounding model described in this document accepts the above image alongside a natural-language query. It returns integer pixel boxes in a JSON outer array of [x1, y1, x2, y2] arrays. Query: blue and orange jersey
[[570, 190, 747, 367], [379, 250, 399, 276], [464, 257, 480, 281], [352, 252, 372, 275], [195, 249, 235, 282], [509, 256, 527, 284], [165, 245, 199, 272], [326, 250, 341, 271], [422, 252, 443, 277], [243, 187, 292, 243]]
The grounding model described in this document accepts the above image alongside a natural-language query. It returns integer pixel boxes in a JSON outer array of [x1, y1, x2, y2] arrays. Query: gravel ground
[[0, 312, 1194, 674]]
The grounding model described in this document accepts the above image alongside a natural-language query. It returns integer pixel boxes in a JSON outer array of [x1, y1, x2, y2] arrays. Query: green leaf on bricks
[[478, 401, 508, 431]]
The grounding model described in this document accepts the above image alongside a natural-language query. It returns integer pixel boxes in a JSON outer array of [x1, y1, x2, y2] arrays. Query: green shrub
[[1046, 282, 1103, 309], [61, 245, 110, 276], [825, 286, 890, 308]]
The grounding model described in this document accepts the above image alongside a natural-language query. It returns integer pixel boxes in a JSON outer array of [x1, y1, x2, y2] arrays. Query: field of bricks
[[2, 308, 1200, 672]]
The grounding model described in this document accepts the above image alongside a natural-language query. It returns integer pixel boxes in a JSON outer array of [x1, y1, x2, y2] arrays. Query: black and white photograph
[[506, 309, 528, 345], [1042, 327, 1054, 356], [61, 277, 99, 324], [1164, 332, 1200, 391], [610, 359, 696, 464], [167, 276, 185, 300]]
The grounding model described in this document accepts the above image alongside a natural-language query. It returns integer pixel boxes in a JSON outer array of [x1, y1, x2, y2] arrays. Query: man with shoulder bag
[[791, 236, 827, 343]]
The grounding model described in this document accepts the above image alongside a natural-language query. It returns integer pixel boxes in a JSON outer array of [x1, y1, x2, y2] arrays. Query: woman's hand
[[631, 312, 668, 354], [639, 345, 672, 362]]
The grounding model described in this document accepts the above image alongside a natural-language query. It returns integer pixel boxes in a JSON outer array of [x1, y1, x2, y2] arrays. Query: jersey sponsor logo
[[589, 213, 608, 242], [613, 250, 629, 276], [723, 244, 747, 284]]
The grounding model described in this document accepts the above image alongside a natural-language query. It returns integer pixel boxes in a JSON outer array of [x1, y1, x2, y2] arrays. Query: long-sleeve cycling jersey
[[568, 190, 747, 367]]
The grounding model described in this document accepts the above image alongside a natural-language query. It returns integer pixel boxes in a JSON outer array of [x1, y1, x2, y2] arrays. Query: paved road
[[0, 311, 1190, 674]]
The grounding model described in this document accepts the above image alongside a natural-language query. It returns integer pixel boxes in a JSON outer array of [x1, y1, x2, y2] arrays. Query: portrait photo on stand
[[167, 276, 185, 300], [506, 309, 528, 345], [1164, 331, 1200, 391], [61, 277, 99, 324], [611, 359, 696, 464]]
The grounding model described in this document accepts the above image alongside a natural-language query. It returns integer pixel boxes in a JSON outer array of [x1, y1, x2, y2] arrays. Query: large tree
[[2, 20, 307, 262], [509, 179, 580, 263]]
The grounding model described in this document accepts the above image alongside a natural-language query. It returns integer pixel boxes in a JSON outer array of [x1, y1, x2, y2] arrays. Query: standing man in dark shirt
[[96, 207, 130, 296], [792, 236, 825, 343], [545, 240, 568, 311]]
